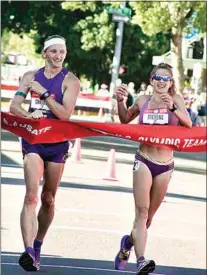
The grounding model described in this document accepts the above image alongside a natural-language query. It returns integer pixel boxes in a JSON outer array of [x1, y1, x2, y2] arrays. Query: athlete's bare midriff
[[139, 143, 173, 163]]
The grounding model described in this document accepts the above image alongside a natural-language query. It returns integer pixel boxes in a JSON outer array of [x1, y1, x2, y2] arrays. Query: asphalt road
[[1, 131, 206, 275]]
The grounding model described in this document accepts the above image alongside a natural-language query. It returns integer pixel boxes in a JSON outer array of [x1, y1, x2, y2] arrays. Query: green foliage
[[1, 1, 170, 89], [75, 11, 114, 51], [190, 2, 207, 34], [129, 1, 206, 93], [61, 1, 97, 12], [1, 30, 43, 66], [129, 1, 206, 36]]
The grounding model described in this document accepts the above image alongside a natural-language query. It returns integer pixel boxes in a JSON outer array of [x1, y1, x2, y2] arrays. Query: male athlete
[[10, 35, 80, 271]]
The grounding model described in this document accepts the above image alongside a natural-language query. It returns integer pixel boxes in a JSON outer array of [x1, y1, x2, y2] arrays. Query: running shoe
[[136, 259, 156, 274], [114, 235, 133, 270], [19, 247, 37, 271]]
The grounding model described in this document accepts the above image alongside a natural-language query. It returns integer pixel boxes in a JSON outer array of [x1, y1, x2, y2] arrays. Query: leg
[[147, 170, 173, 228], [19, 153, 44, 271], [132, 162, 152, 258], [36, 161, 65, 242], [20, 153, 44, 248], [114, 157, 156, 272]]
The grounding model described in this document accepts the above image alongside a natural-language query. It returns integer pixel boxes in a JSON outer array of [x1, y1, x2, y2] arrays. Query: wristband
[[169, 103, 177, 112], [15, 91, 27, 98], [40, 90, 51, 100]]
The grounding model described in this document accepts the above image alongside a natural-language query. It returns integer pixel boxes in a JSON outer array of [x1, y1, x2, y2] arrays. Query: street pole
[[109, 1, 126, 96]]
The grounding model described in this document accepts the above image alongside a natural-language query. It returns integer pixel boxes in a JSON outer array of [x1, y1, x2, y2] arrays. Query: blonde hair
[[150, 63, 176, 96]]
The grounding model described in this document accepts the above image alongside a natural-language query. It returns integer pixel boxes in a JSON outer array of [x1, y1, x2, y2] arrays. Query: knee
[[41, 192, 55, 209], [135, 206, 149, 222], [24, 193, 38, 207]]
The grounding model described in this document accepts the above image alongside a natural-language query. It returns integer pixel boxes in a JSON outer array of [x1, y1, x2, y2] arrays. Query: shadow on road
[[1, 153, 21, 167], [1, 251, 206, 275], [1, 177, 206, 203]]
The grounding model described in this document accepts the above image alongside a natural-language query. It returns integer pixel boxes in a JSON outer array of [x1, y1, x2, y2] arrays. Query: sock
[[137, 256, 145, 267], [124, 235, 133, 250], [25, 247, 35, 258], [26, 246, 34, 252], [33, 239, 43, 252]]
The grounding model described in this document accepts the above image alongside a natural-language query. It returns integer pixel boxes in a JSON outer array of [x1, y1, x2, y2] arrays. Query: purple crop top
[[29, 67, 68, 119], [139, 96, 178, 125]]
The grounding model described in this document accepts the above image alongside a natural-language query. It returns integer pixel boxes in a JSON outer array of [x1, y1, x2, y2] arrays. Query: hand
[[28, 81, 47, 95], [160, 94, 173, 109], [115, 84, 128, 102], [27, 110, 45, 119]]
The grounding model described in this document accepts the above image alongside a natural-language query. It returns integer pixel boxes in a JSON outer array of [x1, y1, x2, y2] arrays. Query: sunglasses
[[152, 74, 172, 82]]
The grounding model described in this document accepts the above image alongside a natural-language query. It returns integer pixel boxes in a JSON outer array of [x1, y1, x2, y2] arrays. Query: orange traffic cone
[[103, 149, 118, 181], [98, 108, 103, 120], [71, 138, 82, 162]]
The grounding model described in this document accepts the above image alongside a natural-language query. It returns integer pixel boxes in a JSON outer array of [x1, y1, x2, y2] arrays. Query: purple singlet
[[29, 67, 68, 119], [22, 67, 70, 163], [139, 96, 178, 125]]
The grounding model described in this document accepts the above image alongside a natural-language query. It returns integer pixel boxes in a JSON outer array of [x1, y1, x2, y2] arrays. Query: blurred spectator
[[184, 96, 199, 126], [128, 82, 136, 104], [137, 82, 147, 94], [116, 78, 122, 88], [128, 82, 135, 96], [197, 93, 207, 126], [145, 84, 153, 95], [97, 84, 109, 96]]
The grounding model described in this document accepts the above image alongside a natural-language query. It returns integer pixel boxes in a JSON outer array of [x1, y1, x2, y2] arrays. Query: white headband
[[43, 38, 66, 51]]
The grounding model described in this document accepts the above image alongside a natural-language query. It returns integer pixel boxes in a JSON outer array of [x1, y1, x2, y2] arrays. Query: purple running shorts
[[21, 138, 70, 163], [133, 151, 174, 178]]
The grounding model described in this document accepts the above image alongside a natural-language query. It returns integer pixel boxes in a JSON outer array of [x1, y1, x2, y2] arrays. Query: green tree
[[129, 1, 206, 94], [62, 1, 170, 88], [1, 1, 114, 85], [1, 1, 170, 89], [1, 30, 43, 66]]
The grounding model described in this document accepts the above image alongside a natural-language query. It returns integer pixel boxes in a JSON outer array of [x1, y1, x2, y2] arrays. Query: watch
[[169, 103, 177, 112], [40, 90, 51, 100]]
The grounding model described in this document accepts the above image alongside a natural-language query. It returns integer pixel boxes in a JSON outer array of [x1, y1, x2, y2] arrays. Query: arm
[[116, 84, 141, 124], [44, 73, 80, 121], [117, 99, 139, 124], [173, 94, 192, 128], [10, 71, 36, 118]]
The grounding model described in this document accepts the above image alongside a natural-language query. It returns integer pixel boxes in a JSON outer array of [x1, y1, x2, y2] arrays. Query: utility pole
[[109, 1, 126, 96]]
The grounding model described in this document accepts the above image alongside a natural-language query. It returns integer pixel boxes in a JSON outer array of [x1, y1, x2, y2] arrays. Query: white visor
[[43, 38, 66, 51]]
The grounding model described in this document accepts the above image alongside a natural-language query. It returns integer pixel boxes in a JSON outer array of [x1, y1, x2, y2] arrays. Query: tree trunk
[[171, 22, 185, 95]]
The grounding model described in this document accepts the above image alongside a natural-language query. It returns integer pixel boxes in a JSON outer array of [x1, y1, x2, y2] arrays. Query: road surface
[[1, 131, 206, 275]]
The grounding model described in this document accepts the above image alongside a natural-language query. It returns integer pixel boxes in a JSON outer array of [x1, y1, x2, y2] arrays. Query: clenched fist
[[160, 94, 174, 109], [115, 84, 128, 102], [27, 110, 45, 119]]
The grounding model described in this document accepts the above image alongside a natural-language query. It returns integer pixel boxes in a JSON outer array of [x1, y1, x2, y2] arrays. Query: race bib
[[30, 92, 56, 111], [143, 108, 169, 125]]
